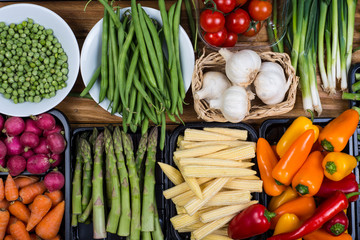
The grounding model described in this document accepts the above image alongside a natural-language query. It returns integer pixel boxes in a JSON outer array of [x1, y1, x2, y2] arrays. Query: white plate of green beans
[[0, 3, 80, 116], [80, 7, 195, 117]]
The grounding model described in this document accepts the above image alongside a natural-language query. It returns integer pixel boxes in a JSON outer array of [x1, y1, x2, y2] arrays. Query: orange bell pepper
[[272, 129, 315, 186], [271, 196, 316, 229], [322, 152, 358, 181], [257, 138, 286, 196], [268, 186, 298, 212], [319, 109, 359, 152], [276, 116, 319, 158], [292, 151, 324, 196], [273, 213, 301, 239], [303, 228, 352, 240]]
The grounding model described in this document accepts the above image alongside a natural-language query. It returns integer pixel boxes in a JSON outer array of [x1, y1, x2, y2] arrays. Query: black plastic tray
[[260, 118, 359, 240], [0, 109, 71, 240], [165, 122, 261, 240], [70, 127, 168, 240]]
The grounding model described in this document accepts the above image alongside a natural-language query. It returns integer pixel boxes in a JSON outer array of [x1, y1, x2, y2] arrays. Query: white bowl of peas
[[0, 3, 80, 116]]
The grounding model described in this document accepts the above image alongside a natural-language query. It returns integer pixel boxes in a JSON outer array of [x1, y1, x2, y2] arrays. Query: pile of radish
[[0, 113, 66, 192]]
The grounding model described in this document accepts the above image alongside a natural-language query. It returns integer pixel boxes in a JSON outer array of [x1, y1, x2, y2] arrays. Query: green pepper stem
[[321, 139, 334, 152], [295, 184, 309, 195], [275, 179, 284, 186], [330, 223, 345, 236], [346, 192, 360, 199], [264, 209, 276, 222], [325, 161, 337, 175], [0, 166, 8, 172]]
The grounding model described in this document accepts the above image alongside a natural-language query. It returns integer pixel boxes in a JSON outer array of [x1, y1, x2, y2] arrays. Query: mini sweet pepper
[[268, 186, 298, 212], [323, 211, 349, 236], [273, 213, 301, 239], [322, 152, 358, 181]]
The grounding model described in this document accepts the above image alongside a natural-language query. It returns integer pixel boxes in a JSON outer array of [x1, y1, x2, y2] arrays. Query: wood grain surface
[[0, 0, 359, 129]]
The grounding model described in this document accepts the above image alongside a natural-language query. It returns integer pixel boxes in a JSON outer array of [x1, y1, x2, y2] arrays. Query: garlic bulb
[[219, 48, 261, 86], [254, 62, 290, 105], [209, 86, 253, 123], [196, 71, 231, 101]]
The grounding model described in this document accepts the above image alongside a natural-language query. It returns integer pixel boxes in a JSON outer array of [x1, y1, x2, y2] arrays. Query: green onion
[[318, 0, 330, 91]]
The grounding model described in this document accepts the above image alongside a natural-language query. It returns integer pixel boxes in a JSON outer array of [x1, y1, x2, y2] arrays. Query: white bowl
[[81, 7, 195, 117], [0, 3, 80, 117]]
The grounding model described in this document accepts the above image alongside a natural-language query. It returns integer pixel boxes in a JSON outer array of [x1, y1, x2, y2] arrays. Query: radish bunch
[[0, 113, 66, 176]]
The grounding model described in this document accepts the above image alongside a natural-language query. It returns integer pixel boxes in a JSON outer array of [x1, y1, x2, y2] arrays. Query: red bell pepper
[[316, 173, 359, 202], [228, 203, 275, 239], [267, 191, 360, 240], [323, 211, 349, 236]]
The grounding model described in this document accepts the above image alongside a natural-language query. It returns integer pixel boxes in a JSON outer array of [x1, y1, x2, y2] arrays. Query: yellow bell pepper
[[268, 186, 298, 212], [276, 116, 320, 158], [322, 152, 358, 181], [273, 213, 301, 239]]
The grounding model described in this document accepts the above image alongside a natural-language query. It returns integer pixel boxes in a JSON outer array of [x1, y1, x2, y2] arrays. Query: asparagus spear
[[105, 136, 113, 208], [142, 231, 152, 240], [104, 127, 121, 233], [78, 198, 93, 223], [152, 196, 164, 240], [89, 127, 99, 154], [72, 136, 83, 216], [113, 127, 131, 236], [135, 131, 148, 176], [80, 138, 93, 212], [92, 132, 106, 239], [141, 127, 158, 232], [71, 213, 78, 227], [122, 131, 141, 240]]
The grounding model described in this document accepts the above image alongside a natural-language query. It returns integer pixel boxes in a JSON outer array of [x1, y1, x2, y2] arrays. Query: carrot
[[35, 201, 64, 239], [5, 175, 18, 202], [0, 208, 10, 240], [14, 176, 39, 189], [29, 234, 40, 240], [46, 235, 61, 240], [44, 191, 63, 208], [0, 199, 9, 210], [26, 195, 52, 231], [0, 178, 4, 201], [19, 182, 46, 204], [9, 220, 30, 240], [8, 201, 30, 224], [4, 236, 13, 240], [6, 217, 17, 235]]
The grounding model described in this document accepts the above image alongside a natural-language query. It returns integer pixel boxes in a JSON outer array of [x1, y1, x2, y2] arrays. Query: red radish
[[7, 155, 26, 176], [43, 125, 64, 137], [32, 113, 56, 130], [0, 140, 7, 159], [4, 136, 24, 155], [2, 117, 25, 136], [33, 138, 50, 155], [0, 157, 5, 168], [44, 170, 65, 192], [27, 154, 53, 174], [46, 133, 66, 154], [22, 149, 34, 159], [24, 119, 42, 136], [0, 115, 4, 131], [20, 132, 40, 152], [49, 153, 63, 168]]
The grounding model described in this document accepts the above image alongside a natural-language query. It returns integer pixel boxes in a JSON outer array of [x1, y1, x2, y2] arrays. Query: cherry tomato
[[203, 28, 228, 47], [213, 0, 237, 13], [225, 8, 251, 34], [222, 32, 238, 47], [242, 20, 261, 37], [200, 9, 226, 33], [235, 0, 248, 6], [248, 0, 272, 21]]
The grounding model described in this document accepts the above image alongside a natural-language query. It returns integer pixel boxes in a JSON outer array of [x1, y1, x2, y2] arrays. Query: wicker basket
[[192, 50, 299, 122]]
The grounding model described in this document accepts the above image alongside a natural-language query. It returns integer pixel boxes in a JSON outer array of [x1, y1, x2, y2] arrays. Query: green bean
[[99, 9, 110, 103], [97, 0, 121, 28], [125, 45, 139, 101], [174, 0, 185, 100], [141, 117, 149, 136], [177, 94, 183, 115], [134, 91, 143, 126], [184, 0, 196, 48], [143, 10, 164, 81], [131, 0, 158, 89], [158, 0, 175, 67], [80, 66, 101, 97], [126, 87, 137, 125], [107, 38, 114, 102], [160, 112, 166, 150], [137, 4, 163, 92], [122, 110, 128, 133], [109, 16, 119, 72], [142, 101, 158, 125]]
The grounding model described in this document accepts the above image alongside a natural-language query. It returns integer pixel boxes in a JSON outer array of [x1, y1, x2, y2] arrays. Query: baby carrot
[[35, 201, 64, 239], [9, 220, 30, 240], [8, 201, 30, 223], [0, 208, 10, 240], [6, 217, 17, 235], [26, 195, 52, 231], [5, 175, 18, 202], [4, 236, 13, 240], [47, 235, 61, 240], [0, 178, 4, 201], [19, 182, 46, 204], [14, 176, 39, 189], [0, 199, 9, 210], [45, 191, 63, 208]]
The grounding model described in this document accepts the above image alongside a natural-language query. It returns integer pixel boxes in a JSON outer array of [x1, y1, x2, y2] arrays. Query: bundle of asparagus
[[71, 126, 164, 240]]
